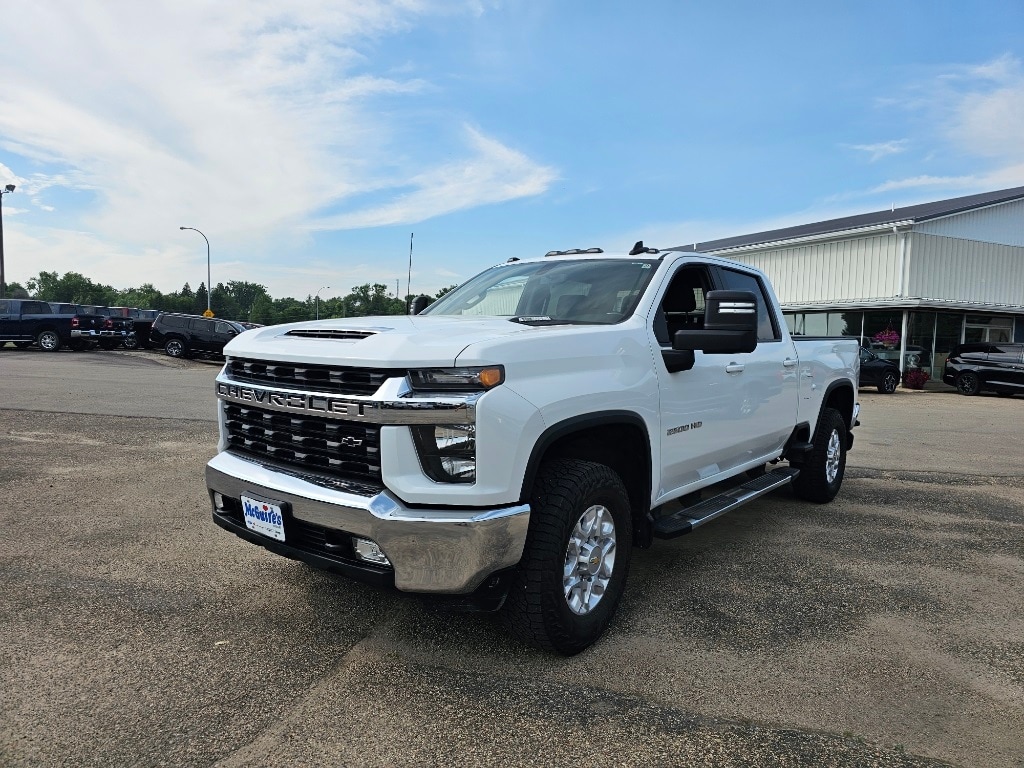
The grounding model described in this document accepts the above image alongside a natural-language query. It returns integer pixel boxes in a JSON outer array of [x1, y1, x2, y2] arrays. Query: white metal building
[[673, 186, 1024, 378]]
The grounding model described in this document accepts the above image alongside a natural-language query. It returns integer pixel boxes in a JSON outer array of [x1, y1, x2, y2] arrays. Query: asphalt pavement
[[1, 348, 1022, 767]]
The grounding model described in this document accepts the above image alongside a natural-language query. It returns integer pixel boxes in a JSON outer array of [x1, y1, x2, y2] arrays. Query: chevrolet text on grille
[[215, 380, 476, 425]]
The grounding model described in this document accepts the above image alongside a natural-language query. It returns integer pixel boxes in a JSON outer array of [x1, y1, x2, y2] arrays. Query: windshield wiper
[[509, 316, 567, 326]]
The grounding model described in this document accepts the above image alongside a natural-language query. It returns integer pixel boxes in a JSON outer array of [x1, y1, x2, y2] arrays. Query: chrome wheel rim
[[563, 504, 617, 616], [39, 333, 58, 351], [825, 429, 841, 484], [883, 373, 897, 393], [166, 341, 182, 357]]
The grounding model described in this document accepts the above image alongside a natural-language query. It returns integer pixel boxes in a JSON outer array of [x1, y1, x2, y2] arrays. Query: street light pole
[[315, 285, 330, 320], [179, 226, 211, 314], [0, 183, 16, 299]]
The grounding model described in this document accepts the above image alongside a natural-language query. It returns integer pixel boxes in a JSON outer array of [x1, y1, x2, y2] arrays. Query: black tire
[[502, 459, 632, 655], [956, 372, 980, 396], [792, 407, 847, 504], [878, 371, 899, 394], [36, 330, 63, 352], [122, 334, 139, 350], [14, 341, 32, 349], [164, 338, 187, 358]]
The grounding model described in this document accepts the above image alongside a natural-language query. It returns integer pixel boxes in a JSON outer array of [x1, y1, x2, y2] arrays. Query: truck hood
[[223, 315, 536, 367]]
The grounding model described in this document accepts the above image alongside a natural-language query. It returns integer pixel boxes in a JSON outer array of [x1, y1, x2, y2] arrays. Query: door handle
[[783, 358, 798, 368], [725, 363, 745, 374]]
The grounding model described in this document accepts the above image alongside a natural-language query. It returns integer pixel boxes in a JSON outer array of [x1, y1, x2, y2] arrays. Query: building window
[[964, 314, 1013, 343]]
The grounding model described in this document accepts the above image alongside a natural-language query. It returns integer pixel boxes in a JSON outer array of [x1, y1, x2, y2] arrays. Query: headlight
[[407, 366, 504, 392], [411, 424, 476, 483]]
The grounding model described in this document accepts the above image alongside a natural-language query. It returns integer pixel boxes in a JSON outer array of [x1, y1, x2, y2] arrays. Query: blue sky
[[2, 1, 1023, 301]]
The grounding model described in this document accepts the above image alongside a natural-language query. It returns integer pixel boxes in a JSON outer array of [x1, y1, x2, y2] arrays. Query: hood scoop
[[284, 328, 377, 341]]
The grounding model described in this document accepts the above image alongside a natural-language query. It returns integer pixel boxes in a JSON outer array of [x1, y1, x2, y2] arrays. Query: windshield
[[423, 259, 659, 325]]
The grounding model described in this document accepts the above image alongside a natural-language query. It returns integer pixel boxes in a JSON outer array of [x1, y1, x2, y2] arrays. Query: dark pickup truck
[[80, 305, 135, 349], [109, 307, 159, 349], [1, 299, 104, 351]]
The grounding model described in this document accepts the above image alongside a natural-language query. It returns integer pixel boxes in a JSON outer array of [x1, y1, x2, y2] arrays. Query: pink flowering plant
[[902, 368, 930, 389], [872, 328, 900, 348]]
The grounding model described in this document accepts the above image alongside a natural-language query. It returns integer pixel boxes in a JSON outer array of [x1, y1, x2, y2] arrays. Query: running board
[[652, 467, 800, 539]]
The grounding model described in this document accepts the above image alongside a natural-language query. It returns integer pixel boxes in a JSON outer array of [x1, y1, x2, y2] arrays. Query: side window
[[988, 344, 1023, 363], [0, 300, 10, 313], [718, 268, 780, 342], [23, 301, 50, 314], [215, 321, 234, 335], [654, 267, 711, 346]]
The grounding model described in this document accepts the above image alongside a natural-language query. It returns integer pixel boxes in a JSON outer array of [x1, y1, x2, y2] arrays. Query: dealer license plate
[[241, 495, 286, 542]]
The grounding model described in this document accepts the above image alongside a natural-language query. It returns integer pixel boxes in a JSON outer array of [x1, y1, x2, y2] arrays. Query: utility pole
[[0, 183, 15, 299], [406, 232, 414, 313]]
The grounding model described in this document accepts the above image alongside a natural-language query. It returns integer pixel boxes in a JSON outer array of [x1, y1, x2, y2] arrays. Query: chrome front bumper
[[205, 451, 530, 594]]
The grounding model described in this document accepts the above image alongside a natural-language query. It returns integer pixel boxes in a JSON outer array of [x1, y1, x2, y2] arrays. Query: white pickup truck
[[206, 246, 860, 654]]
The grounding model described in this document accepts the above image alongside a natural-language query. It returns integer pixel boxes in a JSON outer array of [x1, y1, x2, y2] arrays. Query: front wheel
[[164, 338, 186, 358], [956, 372, 980, 396], [878, 371, 899, 394], [503, 459, 632, 655], [122, 334, 139, 350], [792, 407, 847, 503], [36, 330, 63, 352]]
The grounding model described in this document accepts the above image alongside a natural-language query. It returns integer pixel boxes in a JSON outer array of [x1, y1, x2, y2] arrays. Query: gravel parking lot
[[1, 349, 1022, 767]]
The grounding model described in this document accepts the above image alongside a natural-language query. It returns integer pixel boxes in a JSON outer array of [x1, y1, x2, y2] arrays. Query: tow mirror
[[672, 290, 759, 355], [410, 295, 431, 315]]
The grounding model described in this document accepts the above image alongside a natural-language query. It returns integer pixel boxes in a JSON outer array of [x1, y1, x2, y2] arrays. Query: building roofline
[[673, 185, 1024, 253]]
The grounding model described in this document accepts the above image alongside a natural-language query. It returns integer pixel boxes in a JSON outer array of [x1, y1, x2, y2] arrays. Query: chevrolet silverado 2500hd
[[205, 247, 860, 654]]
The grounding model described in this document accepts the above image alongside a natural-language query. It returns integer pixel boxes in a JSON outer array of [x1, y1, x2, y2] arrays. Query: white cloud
[[308, 125, 558, 230], [846, 140, 909, 162], [835, 55, 1024, 204], [0, 0, 555, 291]]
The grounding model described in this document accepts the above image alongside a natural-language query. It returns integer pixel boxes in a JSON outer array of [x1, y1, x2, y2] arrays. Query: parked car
[[859, 346, 901, 393], [150, 313, 246, 358], [943, 342, 1024, 397]]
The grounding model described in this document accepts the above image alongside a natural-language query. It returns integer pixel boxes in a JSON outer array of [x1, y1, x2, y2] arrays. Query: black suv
[[150, 313, 246, 358], [943, 342, 1024, 397], [859, 346, 901, 393]]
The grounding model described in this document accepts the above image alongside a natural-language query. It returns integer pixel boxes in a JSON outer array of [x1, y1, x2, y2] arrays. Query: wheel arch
[[520, 412, 653, 547], [822, 381, 856, 431]]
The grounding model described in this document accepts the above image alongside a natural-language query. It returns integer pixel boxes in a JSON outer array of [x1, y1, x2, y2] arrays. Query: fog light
[[213, 492, 225, 510], [353, 537, 391, 566]]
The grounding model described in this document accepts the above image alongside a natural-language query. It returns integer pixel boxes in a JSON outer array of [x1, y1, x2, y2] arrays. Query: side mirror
[[410, 295, 431, 315], [672, 290, 758, 355]]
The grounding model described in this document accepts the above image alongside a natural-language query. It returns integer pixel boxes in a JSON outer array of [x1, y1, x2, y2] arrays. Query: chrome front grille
[[223, 403, 382, 482], [225, 358, 404, 396]]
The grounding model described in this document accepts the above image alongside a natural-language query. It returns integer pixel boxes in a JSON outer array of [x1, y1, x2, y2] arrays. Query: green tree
[[249, 294, 275, 324], [193, 282, 209, 314], [225, 280, 270, 319], [3, 281, 30, 299]]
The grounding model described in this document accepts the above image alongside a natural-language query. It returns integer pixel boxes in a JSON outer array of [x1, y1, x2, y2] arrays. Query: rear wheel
[[956, 372, 980, 396], [878, 371, 898, 394], [122, 334, 139, 350], [36, 330, 62, 352], [164, 338, 186, 358], [503, 459, 632, 655], [792, 407, 847, 503]]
